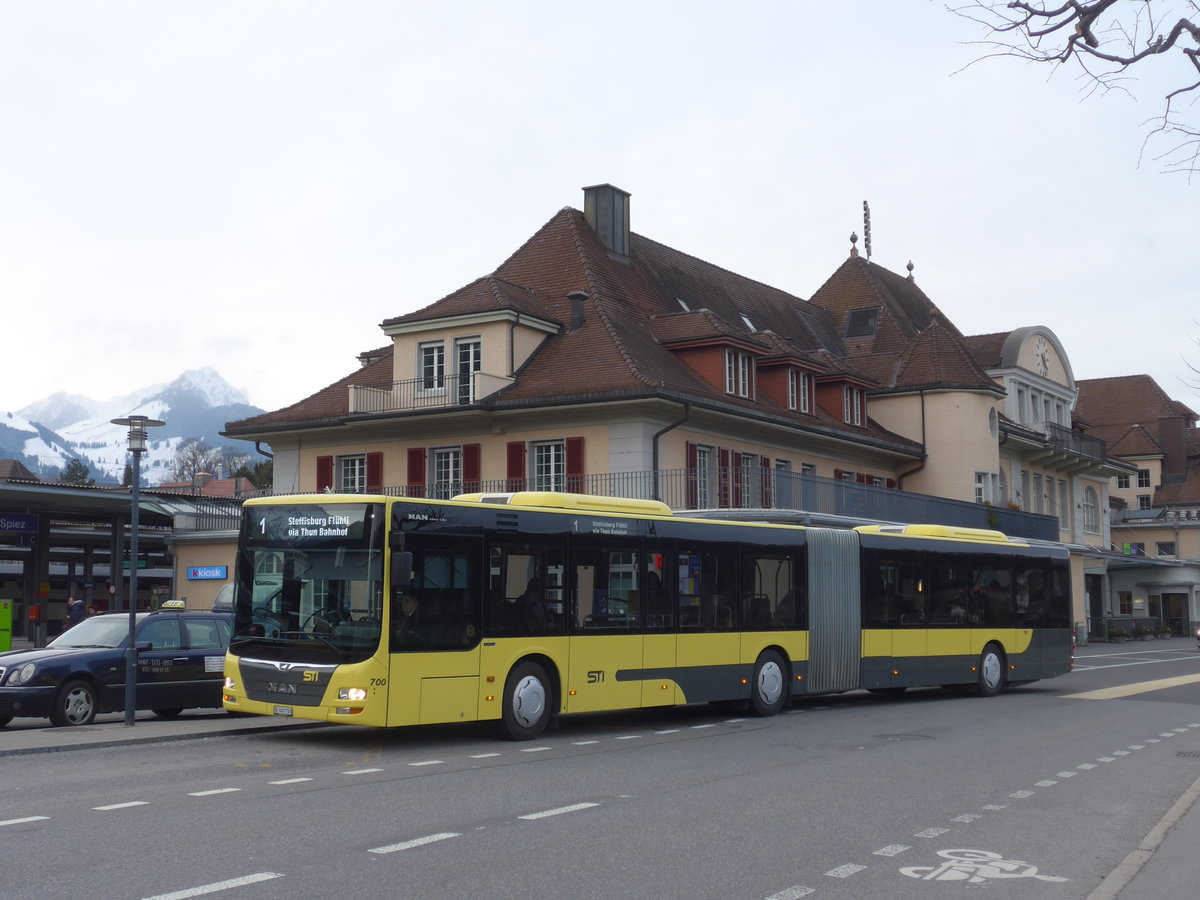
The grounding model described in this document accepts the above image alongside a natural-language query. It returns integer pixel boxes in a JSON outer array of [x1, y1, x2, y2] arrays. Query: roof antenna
[[862, 201, 872, 260]]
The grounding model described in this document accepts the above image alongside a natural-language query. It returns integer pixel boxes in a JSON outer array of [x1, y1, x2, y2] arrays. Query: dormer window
[[787, 369, 812, 413], [845, 307, 880, 339], [725, 349, 753, 398], [843, 385, 864, 425], [740, 314, 756, 332], [677, 298, 691, 311]]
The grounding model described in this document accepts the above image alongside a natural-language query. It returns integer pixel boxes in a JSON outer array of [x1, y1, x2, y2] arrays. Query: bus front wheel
[[750, 650, 788, 717], [977, 644, 1007, 697], [501, 661, 552, 740]]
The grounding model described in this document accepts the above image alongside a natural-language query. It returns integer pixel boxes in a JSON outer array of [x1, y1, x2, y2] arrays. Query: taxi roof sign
[[158, 599, 187, 610]]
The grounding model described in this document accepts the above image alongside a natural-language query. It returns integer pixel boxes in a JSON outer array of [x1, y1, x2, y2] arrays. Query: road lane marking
[[1010, 790, 1035, 798], [825, 864, 866, 877], [268, 778, 313, 785], [189, 788, 241, 797], [342, 768, 383, 775], [1, 816, 49, 827], [914, 827, 949, 838], [93, 801, 148, 810], [141, 872, 283, 899], [570, 741, 598, 746], [1035, 780, 1058, 787], [1063, 673, 1200, 700], [951, 814, 981, 823], [408, 760, 444, 767], [520, 746, 550, 753], [470, 752, 502, 757], [765, 887, 814, 899], [874, 844, 910, 856], [368, 832, 460, 854], [519, 802, 599, 820]]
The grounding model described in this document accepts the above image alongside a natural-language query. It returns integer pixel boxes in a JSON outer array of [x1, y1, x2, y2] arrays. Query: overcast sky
[[2, 2, 1195, 418]]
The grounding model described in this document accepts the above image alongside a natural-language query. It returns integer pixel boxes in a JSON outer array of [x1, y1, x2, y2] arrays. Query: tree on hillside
[[951, 1, 1200, 174], [61, 458, 95, 486], [171, 438, 224, 482]]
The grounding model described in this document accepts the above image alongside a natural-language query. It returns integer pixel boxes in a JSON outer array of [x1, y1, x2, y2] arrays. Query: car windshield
[[48, 615, 142, 649]]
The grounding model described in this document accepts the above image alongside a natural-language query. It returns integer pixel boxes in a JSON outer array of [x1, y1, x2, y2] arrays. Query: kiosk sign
[[188, 566, 228, 580]]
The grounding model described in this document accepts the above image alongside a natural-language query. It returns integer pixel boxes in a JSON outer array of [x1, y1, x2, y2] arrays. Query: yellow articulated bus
[[221, 491, 1073, 739]]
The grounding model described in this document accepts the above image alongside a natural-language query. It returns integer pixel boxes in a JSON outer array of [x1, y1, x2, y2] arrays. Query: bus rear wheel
[[750, 650, 788, 717], [501, 660, 552, 740], [977, 644, 1007, 697]]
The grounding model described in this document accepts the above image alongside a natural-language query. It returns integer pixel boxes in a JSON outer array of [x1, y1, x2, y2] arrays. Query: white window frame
[[1116, 474, 1130, 490], [533, 440, 566, 491], [725, 349, 752, 398], [338, 455, 366, 493], [695, 444, 714, 508], [431, 447, 462, 499], [1082, 486, 1100, 533], [1137, 469, 1151, 489], [843, 386, 863, 425], [418, 341, 446, 394]]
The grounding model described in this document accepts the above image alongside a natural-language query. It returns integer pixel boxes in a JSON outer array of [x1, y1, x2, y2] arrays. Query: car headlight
[[6, 662, 37, 686]]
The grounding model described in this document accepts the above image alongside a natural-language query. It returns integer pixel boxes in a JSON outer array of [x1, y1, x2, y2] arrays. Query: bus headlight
[[224, 676, 237, 690], [338, 687, 368, 701]]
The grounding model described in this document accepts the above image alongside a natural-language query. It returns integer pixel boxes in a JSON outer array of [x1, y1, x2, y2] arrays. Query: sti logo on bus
[[266, 682, 298, 694], [302, 671, 319, 682], [587, 670, 605, 684]]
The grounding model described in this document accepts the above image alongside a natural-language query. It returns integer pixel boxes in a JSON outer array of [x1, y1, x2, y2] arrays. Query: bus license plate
[[273, 705, 293, 717]]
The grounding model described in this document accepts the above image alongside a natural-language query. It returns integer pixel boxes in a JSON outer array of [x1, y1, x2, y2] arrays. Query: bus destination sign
[[245, 504, 376, 548]]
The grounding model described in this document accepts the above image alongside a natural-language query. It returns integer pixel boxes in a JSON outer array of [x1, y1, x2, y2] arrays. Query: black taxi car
[[0, 602, 230, 727]]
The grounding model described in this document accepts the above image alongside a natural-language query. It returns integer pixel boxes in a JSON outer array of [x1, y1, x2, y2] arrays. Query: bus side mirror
[[391, 551, 413, 590]]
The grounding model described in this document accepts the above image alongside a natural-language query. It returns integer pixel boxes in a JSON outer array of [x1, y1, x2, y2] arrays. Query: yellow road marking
[[1064, 673, 1200, 700]]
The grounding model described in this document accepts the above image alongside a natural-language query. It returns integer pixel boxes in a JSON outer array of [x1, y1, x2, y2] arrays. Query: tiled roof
[[0, 458, 39, 481], [381, 275, 558, 328], [153, 476, 259, 498], [1076, 375, 1198, 427]]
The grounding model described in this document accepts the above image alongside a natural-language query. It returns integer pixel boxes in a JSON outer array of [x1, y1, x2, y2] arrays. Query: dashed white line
[[188, 788, 241, 797], [269, 778, 313, 785], [1056, 771, 1078, 778], [520, 746, 551, 753], [93, 801, 148, 811], [470, 752, 501, 758], [691, 723, 717, 730], [914, 827, 949, 838], [141, 872, 284, 899], [518, 802, 599, 820], [951, 814, 981, 823], [1129, 744, 1146, 750], [825, 863, 866, 878], [570, 741, 598, 746], [1010, 790, 1035, 798], [982, 804, 1007, 811], [873, 844, 910, 856], [1035, 780, 1058, 787], [765, 886, 814, 899], [368, 832, 461, 854], [408, 760, 444, 767], [653, 729, 679, 734], [1098, 756, 1117, 763], [1, 816, 49, 827], [1077, 763, 1097, 770], [615, 735, 640, 741], [342, 768, 383, 775]]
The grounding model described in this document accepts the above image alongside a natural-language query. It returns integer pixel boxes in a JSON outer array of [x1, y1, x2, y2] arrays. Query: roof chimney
[[193, 471, 213, 493], [583, 184, 630, 256], [567, 290, 588, 332]]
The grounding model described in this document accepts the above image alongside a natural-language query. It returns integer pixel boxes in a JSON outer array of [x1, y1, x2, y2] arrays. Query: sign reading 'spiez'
[[244, 504, 379, 548]]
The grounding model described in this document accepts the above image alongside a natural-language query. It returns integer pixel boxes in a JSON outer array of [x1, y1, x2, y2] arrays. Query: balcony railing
[[1044, 422, 1106, 461], [349, 373, 514, 415]]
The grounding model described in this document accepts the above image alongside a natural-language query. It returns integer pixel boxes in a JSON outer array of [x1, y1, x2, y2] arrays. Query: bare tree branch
[[950, 1, 1200, 173]]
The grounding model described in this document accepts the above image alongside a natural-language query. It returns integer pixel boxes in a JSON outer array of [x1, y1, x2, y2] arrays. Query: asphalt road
[[3, 639, 1200, 900]]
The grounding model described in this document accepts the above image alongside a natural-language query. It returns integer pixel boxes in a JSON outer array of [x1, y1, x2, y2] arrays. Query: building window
[[800, 463, 817, 476], [1157, 541, 1177, 558], [533, 441, 566, 491], [787, 370, 797, 410], [695, 445, 713, 508], [455, 338, 481, 405], [843, 386, 863, 425], [1138, 495, 1152, 510], [1126, 542, 1146, 557], [1137, 469, 1151, 488], [1059, 480, 1068, 529], [1118, 591, 1132, 616], [431, 447, 462, 499], [1116, 474, 1130, 490], [339, 455, 366, 493], [845, 307, 880, 338], [974, 472, 993, 504], [419, 341, 445, 392], [1033, 474, 1044, 514], [725, 349, 752, 398], [1082, 486, 1099, 533]]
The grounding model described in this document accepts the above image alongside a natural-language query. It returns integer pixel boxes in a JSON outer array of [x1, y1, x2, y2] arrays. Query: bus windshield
[[229, 502, 385, 664]]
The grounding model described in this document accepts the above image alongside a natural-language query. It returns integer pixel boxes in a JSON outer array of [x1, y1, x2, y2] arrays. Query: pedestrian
[[66, 596, 87, 629]]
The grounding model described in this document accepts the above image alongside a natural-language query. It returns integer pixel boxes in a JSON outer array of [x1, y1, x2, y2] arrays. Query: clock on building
[[1034, 336, 1050, 377]]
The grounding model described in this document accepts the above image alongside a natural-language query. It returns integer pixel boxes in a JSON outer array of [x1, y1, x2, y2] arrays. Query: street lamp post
[[111, 415, 165, 727]]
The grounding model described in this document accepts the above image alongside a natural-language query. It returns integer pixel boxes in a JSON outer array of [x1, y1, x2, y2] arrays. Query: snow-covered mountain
[[4, 368, 267, 485]]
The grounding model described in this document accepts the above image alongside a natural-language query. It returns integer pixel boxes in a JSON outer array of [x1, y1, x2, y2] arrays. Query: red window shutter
[[366, 452, 383, 493], [463, 444, 481, 493], [406, 448, 426, 498], [886, 478, 896, 489], [857, 473, 869, 485], [731, 452, 744, 508], [316, 456, 333, 492], [718, 448, 731, 508], [761, 456, 773, 508], [833, 468, 844, 481], [566, 436, 584, 492], [686, 441, 698, 509], [506, 441, 526, 492]]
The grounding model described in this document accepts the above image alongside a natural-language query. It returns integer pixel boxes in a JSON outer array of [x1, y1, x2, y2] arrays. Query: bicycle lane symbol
[[900, 849, 1069, 884]]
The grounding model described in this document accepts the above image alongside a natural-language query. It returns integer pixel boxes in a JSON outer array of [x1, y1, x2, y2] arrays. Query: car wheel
[[977, 643, 1007, 697], [750, 650, 788, 717], [51, 679, 97, 727], [501, 660, 552, 740], [152, 708, 184, 719]]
